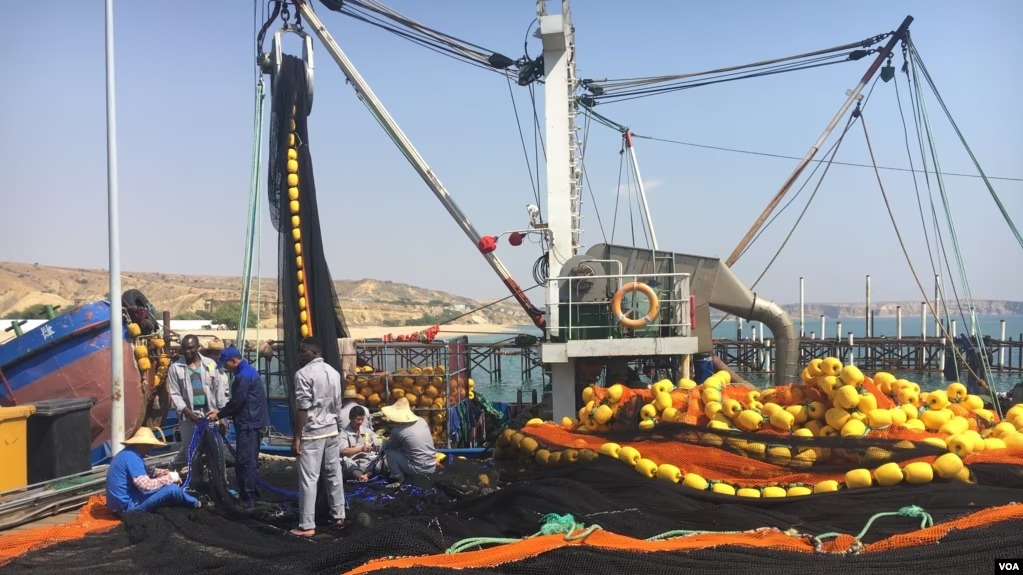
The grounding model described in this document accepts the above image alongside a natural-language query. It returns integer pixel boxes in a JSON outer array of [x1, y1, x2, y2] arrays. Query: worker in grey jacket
[[290, 337, 346, 536], [379, 396, 436, 488], [167, 335, 229, 481]]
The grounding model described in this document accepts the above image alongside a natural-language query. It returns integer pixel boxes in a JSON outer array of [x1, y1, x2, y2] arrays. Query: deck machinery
[[536, 2, 798, 419], [541, 243, 799, 419]]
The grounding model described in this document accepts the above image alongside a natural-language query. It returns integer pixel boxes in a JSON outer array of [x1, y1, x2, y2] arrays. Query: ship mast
[[537, 0, 581, 417], [538, 0, 581, 341]]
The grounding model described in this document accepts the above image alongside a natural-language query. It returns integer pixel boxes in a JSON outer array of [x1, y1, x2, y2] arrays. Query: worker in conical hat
[[105, 427, 200, 514], [378, 397, 436, 488]]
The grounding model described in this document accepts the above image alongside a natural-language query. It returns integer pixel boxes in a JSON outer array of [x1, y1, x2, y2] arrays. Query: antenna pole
[[624, 130, 658, 250], [105, 0, 125, 456], [725, 16, 914, 267]]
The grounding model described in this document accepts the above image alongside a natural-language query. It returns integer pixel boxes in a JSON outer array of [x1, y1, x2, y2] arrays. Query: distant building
[[168, 320, 227, 331]]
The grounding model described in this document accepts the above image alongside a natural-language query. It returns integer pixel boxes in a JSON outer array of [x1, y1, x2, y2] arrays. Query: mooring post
[[865, 274, 871, 338], [799, 277, 805, 338], [999, 319, 1007, 369]]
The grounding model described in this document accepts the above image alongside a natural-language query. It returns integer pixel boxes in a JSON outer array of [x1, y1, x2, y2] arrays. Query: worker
[[203, 337, 232, 406], [206, 345, 269, 508], [291, 337, 346, 537], [340, 405, 381, 482], [339, 387, 372, 433], [378, 397, 436, 488], [167, 335, 228, 483], [105, 427, 199, 514]]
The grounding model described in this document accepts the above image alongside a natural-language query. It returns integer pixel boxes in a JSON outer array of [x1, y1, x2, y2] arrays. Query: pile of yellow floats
[[345, 364, 472, 446], [127, 322, 170, 391], [500, 356, 1023, 498]]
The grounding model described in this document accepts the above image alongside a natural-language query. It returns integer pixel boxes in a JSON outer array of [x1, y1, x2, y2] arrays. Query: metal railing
[[547, 271, 692, 341]]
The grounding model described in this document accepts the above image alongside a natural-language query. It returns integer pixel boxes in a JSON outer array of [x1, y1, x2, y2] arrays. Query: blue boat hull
[[0, 301, 146, 464]]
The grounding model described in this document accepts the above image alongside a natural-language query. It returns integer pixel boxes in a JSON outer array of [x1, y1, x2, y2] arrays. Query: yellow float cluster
[[345, 364, 456, 445], [493, 427, 600, 466], [127, 327, 169, 391], [287, 106, 312, 338], [589, 438, 973, 498], [519, 355, 1023, 498]]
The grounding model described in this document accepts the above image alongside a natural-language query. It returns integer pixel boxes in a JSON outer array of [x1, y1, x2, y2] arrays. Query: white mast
[[105, 0, 125, 456], [539, 0, 579, 418]]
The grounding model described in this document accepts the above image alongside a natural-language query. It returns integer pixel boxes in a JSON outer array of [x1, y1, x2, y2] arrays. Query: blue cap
[[216, 345, 242, 370]]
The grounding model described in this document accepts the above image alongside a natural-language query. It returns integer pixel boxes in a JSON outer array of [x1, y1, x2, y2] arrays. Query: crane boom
[[291, 0, 546, 330]]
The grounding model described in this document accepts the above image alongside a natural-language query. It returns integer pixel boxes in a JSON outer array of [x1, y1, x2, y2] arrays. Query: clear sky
[[0, 0, 1019, 307]]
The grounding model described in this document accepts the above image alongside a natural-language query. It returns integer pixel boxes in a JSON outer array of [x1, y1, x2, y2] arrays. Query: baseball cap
[[216, 345, 242, 370]]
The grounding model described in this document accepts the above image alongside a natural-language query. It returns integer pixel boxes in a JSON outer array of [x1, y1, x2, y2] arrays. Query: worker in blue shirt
[[206, 345, 269, 507], [105, 427, 199, 514]]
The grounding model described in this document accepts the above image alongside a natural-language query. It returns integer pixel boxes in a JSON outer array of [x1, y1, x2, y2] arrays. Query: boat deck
[[5, 511, 78, 534]]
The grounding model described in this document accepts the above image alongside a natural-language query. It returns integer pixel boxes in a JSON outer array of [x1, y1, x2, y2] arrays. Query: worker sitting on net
[[340, 405, 381, 482], [339, 387, 371, 432], [105, 427, 200, 514], [378, 397, 436, 488]]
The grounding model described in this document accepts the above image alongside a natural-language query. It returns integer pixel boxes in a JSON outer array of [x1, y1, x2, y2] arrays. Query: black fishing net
[[6, 431, 1023, 575], [267, 54, 350, 427]]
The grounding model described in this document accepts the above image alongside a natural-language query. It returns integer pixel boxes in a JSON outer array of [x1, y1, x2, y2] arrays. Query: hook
[[259, 20, 315, 113]]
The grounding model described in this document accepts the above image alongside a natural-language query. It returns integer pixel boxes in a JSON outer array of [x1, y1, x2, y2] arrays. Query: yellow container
[[0, 405, 37, 491]]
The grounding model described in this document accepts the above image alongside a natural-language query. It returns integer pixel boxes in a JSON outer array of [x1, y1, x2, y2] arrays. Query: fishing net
[[5, 378, 1023, 575], [268, 53, 350, 427]]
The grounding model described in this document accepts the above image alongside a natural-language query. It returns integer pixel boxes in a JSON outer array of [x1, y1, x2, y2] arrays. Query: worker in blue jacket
[[206, 346, 269, 507]]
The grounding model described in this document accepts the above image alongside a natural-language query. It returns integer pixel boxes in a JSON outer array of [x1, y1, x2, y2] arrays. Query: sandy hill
[[0, 262, 533, 327]]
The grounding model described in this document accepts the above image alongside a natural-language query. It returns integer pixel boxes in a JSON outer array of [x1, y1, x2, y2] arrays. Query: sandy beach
[[175, 323, 531, 346], [0, 323, 532, 346]]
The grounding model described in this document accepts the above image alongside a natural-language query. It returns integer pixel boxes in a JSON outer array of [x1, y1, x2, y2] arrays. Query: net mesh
[[3, 427, 1023, 574], [268, 54, 350, 428]]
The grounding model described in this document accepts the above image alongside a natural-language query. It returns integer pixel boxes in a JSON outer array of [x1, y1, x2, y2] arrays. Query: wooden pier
[[714, 336, 1023, 376]]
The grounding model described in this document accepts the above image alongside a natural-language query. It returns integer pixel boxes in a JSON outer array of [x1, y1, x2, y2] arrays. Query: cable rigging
[[580, 33, 893, 104], [577, 100, 1021, 183], [321, 0, 533, 78]]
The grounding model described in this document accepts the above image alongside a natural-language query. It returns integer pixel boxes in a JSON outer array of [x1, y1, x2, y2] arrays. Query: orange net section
[[343, 528, 816, 575], [0, 496, 119, 566], [865, 502, 1023, 552], [342, 503, 1023, 575], [511, 358, 1023, 496], [523, 424, 851, 486]]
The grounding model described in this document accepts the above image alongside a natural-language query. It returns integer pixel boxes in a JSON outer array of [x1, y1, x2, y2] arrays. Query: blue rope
[[181, 418, 210, 490], [219, 432, 300, 499]]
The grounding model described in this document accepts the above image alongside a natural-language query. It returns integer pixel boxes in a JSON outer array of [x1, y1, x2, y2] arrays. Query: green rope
[[236, 79, 267, 347], [446, 507, 934, 555], [445, 513, 601, 554], [813, 505, 933, 546], [908, 41, 1001, 410], [646, 528, 745, 540], [909, 40, 1023, 254]]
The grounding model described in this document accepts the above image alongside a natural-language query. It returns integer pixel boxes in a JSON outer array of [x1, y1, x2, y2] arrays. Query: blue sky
[[0, 0, 1019, 307]]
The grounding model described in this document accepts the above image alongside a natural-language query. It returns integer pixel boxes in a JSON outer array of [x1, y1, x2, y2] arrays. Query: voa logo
[[999, 562, 1020, 571]]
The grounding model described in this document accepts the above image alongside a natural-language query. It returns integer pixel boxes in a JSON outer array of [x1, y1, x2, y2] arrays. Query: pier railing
[[714, 335, 1023, 377]]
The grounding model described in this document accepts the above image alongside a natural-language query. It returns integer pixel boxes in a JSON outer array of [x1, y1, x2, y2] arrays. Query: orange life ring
[[610, 282, 660, 329]]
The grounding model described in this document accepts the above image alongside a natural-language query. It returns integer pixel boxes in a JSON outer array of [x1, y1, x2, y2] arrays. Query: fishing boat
[[3, 1, 1023, 572], [0, 297, 154, 464]]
